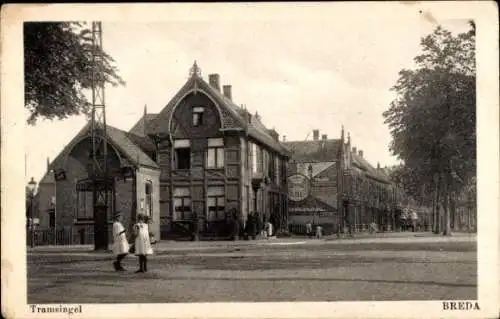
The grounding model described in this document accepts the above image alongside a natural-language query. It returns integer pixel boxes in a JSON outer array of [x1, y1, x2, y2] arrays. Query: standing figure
[[133, 214, 153, 273], [112, 212, 129, 271], [306, 221, 313, 238], [266, 220, 273, 239]]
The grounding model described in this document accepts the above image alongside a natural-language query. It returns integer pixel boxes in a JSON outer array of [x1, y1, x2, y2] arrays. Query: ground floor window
[[207, 186, 225, 221], [173, 187, 191, 220], [76, 190, 113, 221]]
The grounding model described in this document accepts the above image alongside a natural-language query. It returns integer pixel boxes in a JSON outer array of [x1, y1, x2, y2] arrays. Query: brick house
[[284, 128, 405, 234], [147, 62, 290, 238], [38, 121, 161, 244]]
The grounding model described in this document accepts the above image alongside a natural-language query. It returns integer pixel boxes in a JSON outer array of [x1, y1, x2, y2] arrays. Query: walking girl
[[133, 214, 153, 273], [112, 212, 129, 271]]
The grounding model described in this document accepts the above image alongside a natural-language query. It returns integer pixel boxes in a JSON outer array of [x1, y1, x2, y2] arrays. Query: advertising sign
[[288, 174, 310, 202]]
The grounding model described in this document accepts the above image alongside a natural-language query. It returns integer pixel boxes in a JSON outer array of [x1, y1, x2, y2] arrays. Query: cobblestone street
[[27, 235, 477, 303]]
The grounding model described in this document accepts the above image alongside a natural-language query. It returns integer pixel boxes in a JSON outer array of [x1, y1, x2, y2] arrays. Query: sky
[[24, 12, 471, 184]]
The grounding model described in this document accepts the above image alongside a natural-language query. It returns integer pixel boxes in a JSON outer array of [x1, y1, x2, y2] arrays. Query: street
[[27, 234, 477, 303]]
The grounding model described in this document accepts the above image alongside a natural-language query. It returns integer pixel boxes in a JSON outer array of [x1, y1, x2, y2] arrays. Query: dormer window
[[193, 106, 205, 126]]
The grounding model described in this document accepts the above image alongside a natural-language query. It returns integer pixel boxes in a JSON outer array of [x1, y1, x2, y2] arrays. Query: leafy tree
[[24, 22, 125, 125], [383, 22, 476, 235]]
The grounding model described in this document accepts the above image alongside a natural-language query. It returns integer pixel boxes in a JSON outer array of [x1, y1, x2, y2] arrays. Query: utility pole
[[90, 21, 110, 250]]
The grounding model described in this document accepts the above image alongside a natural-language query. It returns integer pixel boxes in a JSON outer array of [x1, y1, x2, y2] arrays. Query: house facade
[[147, 62, 290, 239], [284, 128, 409, 234], [37, 122, 161, 245]]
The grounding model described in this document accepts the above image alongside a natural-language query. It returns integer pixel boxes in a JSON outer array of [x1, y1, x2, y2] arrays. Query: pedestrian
[[306, 221, 313, 238], [112, 212, 129, 271], [266, 220, 273, 239], [133, 214, 153, 273]]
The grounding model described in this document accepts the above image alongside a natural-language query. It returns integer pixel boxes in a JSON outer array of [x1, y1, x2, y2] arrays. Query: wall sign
[[288, 174, 310, 202]]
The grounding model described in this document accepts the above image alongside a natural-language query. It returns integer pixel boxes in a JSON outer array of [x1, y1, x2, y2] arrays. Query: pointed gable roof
[[42, 122, 158, 183], [148, 64, 289, 156], [129, 113, 158, 137]]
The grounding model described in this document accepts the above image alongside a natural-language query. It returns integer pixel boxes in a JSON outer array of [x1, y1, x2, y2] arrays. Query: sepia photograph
[[1, 2, 498, 318]]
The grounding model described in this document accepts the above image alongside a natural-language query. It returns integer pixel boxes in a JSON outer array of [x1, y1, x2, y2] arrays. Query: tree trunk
[[442, 183, 452, 236], [433, 174, 441, 234], [450, 194, 458, 231]]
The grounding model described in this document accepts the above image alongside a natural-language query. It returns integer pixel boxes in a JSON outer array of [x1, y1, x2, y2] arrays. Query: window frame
[[75, 189, 113, 221], [174, 139, 191, 170], [207, 186, 225, 221], [145, 181, 153, 217], [173, 188, 191, 221], [206, 138, 225, 169], [192, 106, 205, 126]]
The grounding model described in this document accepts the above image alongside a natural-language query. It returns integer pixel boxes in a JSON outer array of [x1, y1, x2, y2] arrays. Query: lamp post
[[50, 169, 57, 245], [27, 177, 37, 248]]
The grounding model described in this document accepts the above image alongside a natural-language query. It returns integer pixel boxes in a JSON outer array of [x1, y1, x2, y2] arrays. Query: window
[[145, 181, 153, 216], [174, 139, 191, 170], [173, 188, 191, 220], [192, 106, 205, 126], [206, 138, 225, 168], [207, 186, 225, 221], [76, 190, 113, 220], [77, 191, 92, 219], [268, 152, 276, 183], [276, 157, 280, 186], [250, 142, 258, 173]]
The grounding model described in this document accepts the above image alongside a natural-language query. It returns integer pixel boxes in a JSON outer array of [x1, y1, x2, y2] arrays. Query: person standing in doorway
[[133, 214, 153, 273], [112, 212, 129, 271]]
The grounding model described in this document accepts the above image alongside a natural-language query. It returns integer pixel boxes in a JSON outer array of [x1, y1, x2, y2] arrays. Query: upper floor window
[[192, 106, 205, 126], [174, 139, 191, 170], [275, 157, 280, 186], [206, 138, 224, 168], [250, 142, 258, 173]]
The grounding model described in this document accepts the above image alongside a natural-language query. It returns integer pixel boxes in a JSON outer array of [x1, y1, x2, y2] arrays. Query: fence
[[27, 225, 113, 246]]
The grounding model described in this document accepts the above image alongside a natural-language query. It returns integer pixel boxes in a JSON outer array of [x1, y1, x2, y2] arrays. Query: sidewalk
[[28, 231, 476, 255]]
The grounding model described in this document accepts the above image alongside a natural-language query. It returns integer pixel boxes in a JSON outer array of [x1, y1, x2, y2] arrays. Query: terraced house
[[37, 62, 290, 243], [284, 128, 410, 235]]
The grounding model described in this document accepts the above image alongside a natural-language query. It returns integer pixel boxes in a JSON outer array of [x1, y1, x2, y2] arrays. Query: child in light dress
[[133, 214, 154, 273]]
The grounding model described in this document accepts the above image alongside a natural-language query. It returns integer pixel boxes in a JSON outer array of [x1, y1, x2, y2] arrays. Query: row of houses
[[33, 62, 426, 243]]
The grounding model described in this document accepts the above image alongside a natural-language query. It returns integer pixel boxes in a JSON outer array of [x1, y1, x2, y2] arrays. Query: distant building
[[283, 128, 407, 234]]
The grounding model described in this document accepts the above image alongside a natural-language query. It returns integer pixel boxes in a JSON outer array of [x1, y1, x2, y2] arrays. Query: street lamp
[[27, 177, 37, 248]]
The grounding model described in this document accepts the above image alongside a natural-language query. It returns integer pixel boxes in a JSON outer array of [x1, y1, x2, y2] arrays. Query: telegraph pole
[[90, 21, 110, 250]]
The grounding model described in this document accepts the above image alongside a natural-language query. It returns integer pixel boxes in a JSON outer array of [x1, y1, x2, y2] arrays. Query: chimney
[[282, 135, 287, 142], [377, 162, 380, 169], [313, 129, 319, 141], [352, 146, 357, 154], [322, 134, 327, 140], [208, 74, 220, 91], [359, 150, 363, 157], [222, 85, 232, 100]]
